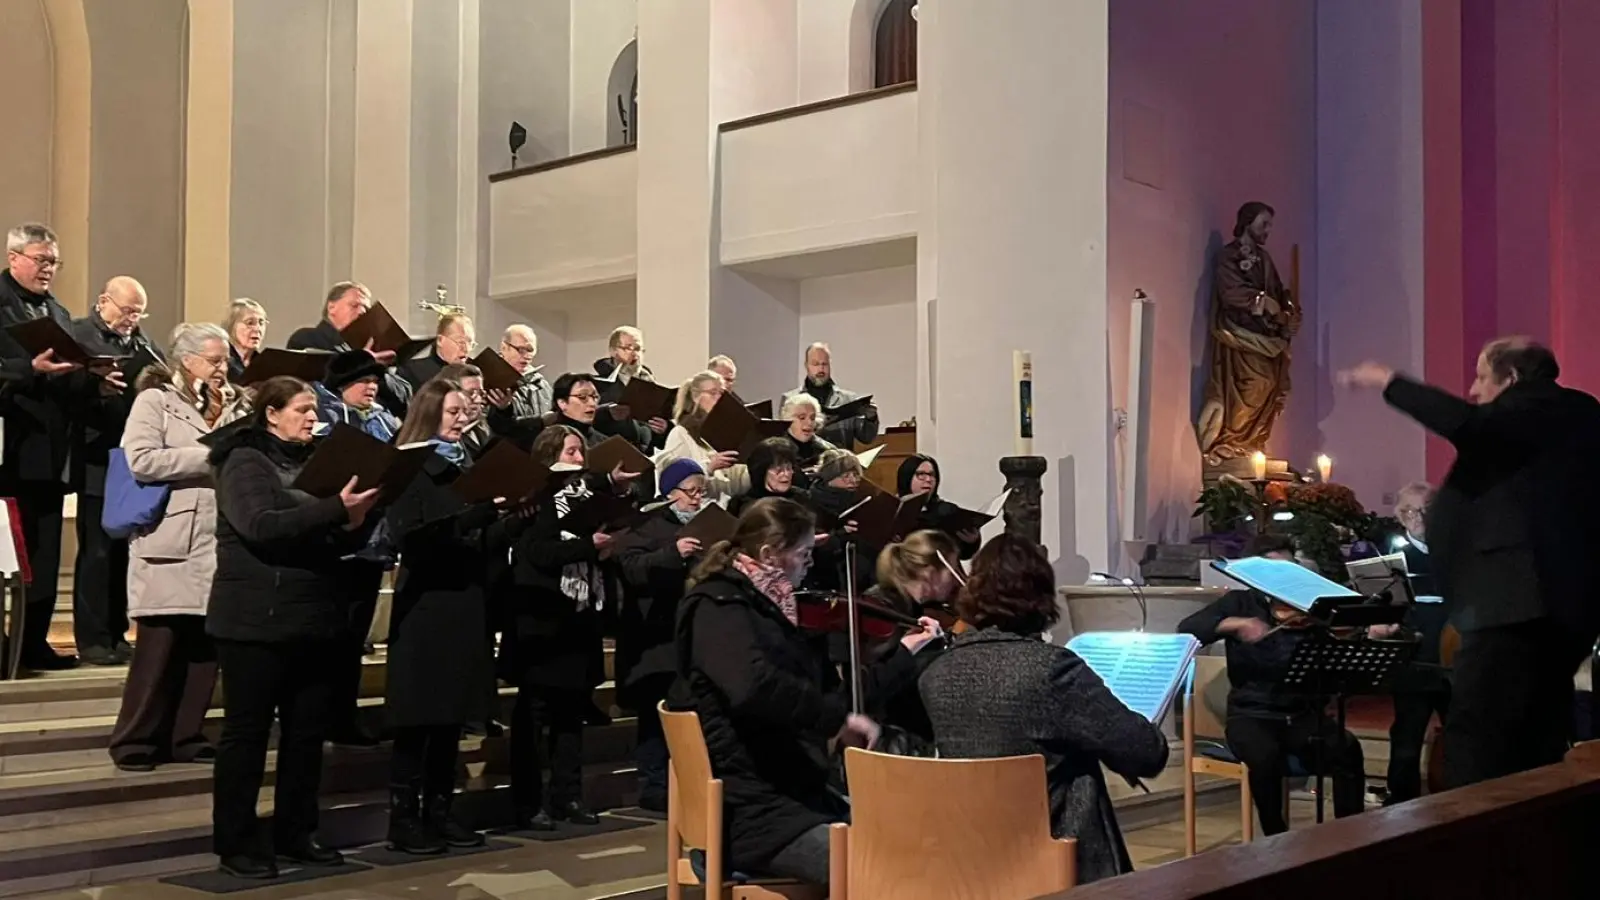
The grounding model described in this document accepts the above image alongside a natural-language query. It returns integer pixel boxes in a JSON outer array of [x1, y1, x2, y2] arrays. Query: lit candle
[[1251, 451, 1268, 481], [1014, 351, 1034, 457], [1316, 454, 1332, 483]]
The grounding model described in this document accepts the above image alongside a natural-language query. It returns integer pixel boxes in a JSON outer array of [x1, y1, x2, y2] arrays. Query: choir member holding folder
[[779, 393, 836, 488], [503, 425, 643, 830], [204, 376, 383, 880], [898, 454, 984, 559], [286, 283, 420, 417], [728, 438, 808, 516], [658, 370, 748, 504], [381, 378, 499, 854], [919, 534, 1168, 885], [1175, 535, 1367, 836], [613, 458, 713, 811]]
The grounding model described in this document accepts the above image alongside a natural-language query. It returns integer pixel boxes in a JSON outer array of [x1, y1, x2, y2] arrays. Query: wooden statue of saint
[[1195, 201, 1301, 466]]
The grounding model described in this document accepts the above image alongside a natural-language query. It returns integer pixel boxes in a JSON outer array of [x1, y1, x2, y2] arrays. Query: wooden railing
[[1040, 743, 1600, 899], [487, 143, 636, 184], [718, 81, 916, 133]]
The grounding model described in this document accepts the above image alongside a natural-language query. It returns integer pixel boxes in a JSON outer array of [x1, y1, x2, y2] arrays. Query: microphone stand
[[845, 541, 864, 715]]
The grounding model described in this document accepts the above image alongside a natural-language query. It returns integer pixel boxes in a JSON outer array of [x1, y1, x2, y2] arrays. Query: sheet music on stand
[[1344, 553, 1414, 606], [1210, 557, 1360, 613], [1065, 632, 1200, 724]]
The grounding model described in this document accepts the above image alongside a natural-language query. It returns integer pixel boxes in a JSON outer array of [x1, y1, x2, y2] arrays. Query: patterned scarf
[[552, 477, 606, 612], [732, 553, 797, 625]]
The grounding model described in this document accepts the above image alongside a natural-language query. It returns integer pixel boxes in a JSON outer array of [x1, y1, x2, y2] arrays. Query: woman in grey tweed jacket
[[919, 535, 1169, 884]]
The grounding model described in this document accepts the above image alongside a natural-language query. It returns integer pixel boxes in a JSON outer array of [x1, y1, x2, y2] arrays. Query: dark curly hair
[[956, 534, 1059, 636]]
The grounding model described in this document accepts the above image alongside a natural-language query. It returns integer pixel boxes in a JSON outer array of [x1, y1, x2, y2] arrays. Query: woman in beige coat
[[108, 323, 252, 772]]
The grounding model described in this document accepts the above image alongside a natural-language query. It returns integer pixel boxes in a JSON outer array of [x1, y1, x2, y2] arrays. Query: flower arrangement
[[1193, 477, 1401, 582]]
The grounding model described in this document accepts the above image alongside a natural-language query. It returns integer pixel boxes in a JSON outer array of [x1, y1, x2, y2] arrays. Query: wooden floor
[[9, 798, 1328, 899]]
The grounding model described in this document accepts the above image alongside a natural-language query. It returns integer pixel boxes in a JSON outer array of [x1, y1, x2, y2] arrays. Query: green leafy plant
[[1194, 477, 1255, 535]]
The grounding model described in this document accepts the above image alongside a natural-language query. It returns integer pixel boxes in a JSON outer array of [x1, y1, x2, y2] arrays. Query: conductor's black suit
[[1383, 375, 1600, 787]]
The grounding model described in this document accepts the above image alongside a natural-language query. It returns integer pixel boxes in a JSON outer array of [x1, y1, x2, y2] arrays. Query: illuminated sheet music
[[1211, 557, 1360, 612], [1065, 632, 1201, 724]]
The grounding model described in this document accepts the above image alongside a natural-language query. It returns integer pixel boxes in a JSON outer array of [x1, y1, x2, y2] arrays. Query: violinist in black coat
[[613, 458, 709, 811], [380, 380, 500, 854], [1343, 338, 1600, 787], [897, 455, 982, 559], [502, 424, 644, 830], [668, 497, 938, 886]]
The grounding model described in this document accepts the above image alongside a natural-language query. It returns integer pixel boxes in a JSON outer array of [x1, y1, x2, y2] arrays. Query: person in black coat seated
[[857, 530, 962, 744], [1342, 339, 1600, 788], [670, 497, 939, 886], [897, 454, 982, 559], [919, 534, 1169, 884], [205, 376, 382, 880], [613, 458, 710, 812], [728, 437, 808, 516], [286, 281, 412, 416], [503, 424, 643, 830], [1176, 534, 1366, 836], [381, 378, 501, 854]]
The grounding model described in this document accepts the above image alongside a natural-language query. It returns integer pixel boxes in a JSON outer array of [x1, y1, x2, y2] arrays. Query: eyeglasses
[[445, 334, 476, 352], [674, 485, 706, 500], [503, 341, 535, 356], [12, 251, 62, 270], [567, 391, 601, 403], [195, 356, 228, 370], [103, 299, 147, 320]]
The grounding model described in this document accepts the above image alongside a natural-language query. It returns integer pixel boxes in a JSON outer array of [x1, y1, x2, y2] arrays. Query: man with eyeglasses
[[401, 312, 476, 393], [66, 277, 166, 665], [488, 325, 553, 426], [593, 326, 669, 453], [0, 223, 124, 671]]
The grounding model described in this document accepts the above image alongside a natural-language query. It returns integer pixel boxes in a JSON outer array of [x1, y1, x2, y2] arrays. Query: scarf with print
[[553, 476, 606, 612], [732, 552, 797, 625]]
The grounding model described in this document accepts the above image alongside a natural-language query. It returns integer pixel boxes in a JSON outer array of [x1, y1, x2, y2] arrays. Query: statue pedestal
[[1201, 455, 1298, 488], [999, 456, 1048, 546]]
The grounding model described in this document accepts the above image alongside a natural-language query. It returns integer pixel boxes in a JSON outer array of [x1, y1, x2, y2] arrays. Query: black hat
[[323, 350, 387, 392]]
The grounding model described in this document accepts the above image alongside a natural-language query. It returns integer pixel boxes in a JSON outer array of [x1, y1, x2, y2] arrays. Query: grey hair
[[707, 354, 736, 371], [804, 341, 831, 359], [222, 298, 267, 336], [7, 223, 57, 253], [169, 322, 230, 362], [1394, 481, 1434, 515], [780, 392, 825, 423], [609, 325, 643, 350]]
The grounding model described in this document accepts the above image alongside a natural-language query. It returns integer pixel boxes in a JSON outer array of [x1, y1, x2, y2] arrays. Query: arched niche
[[607, 39, 638, 147], [873, 0, 916, 88]]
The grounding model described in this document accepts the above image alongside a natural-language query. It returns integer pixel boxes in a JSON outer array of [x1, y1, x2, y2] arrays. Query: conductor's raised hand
[[339, 476, 382, 528], [1337, 361, 1395, 391]]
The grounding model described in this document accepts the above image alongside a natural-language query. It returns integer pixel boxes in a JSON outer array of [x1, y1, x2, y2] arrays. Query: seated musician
[[728, 437, 807, 516], [670, 497, 939, 886], [658, 370, 747, 505], [780, 393, 836, 487], [859, 529, 962, 745], [897, 454, 982, 558], [613, 459, 710, 812], [919, 534, 1169, 884], [1177, 534, 1367, 835], [1372, 481, 1451, 805]]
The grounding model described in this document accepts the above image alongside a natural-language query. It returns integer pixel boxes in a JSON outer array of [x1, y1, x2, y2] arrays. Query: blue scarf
[[431, 438, 467, 466]]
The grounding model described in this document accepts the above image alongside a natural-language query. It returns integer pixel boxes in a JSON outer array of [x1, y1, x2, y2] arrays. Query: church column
[[917, 0, 1113, 579], [184, 0, 233, 324], [351, 0, 416, 327]]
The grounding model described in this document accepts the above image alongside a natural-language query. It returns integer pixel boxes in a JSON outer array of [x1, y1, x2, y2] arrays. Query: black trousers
[[1445, 619, 1589, 789], [72, 492, 128, 652], [631, 674, 673, 802], [1386, 676, 1452, 804], [212, 639, 338, 859], [1225, 712, 1365, 835], [5, 481, 63, 659], [330, 568, 381, 736], [109, 615, 217, 763], [390, 724, 461, 794], [509, 685, 587, 810]]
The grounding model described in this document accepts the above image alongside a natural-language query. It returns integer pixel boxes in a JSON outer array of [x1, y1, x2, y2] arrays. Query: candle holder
[[1251, 478, 1270, 535], [1000, 456, 1048, 546]]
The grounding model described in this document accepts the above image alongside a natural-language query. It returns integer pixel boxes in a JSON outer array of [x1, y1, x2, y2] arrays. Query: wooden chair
[[659, 703, 829, 900], [837, 747, 1076, 899]]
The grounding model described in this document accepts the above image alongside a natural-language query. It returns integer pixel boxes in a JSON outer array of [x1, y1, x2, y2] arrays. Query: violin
[[793, 590, 922, 641], [1265, 599, 1363, 640]]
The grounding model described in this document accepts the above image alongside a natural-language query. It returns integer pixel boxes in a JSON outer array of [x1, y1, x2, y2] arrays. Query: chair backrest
[[1189, 655, 1231, 741], [843, 748, 1073, 899], [659, 703, 715, 852]]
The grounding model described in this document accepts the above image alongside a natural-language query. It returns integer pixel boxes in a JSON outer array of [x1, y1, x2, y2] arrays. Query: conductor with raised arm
[[1341, 338, 1600, 788]]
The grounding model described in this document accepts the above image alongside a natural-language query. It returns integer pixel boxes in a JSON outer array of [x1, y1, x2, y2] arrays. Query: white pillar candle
[[1014, 350, 1034, 456], [1316, 454, 1333, 483], [1251, 450, 1268, 481]]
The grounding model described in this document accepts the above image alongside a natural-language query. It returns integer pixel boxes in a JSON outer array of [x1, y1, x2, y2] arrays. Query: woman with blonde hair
[[222, 299, 268, 383], [657, 370, 749, 503]]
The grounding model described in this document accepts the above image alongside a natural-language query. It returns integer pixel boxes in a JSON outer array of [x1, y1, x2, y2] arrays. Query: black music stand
[[1281, 628, 1416, 822]]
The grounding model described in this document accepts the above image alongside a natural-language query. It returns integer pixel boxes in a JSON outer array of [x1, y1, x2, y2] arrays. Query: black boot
[[425, 791, 486, 848], [515, 807, 556, 832], [548, 799, 599, 825], [386, 785, 446, 855]]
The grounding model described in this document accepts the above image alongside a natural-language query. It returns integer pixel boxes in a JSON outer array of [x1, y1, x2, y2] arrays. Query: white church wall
[[488, 149, 638, 297], [719, 88, 916, 269], [710, 271, 801, 408], [797, 266, 917, 431], [479, 0, 569, 171], [493, 281, 636, 378], [570, 0, 637, 155], [710, 0, 799, 124]]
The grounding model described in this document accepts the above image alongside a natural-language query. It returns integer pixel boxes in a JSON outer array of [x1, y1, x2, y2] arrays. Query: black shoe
[[79, 645, 123, 667], [425, 792, 487, 848], [218, 854, 278, 880], [113, 751, 159, 773], [548, 800, 599, 825], [514, 807, 556, 832], [22, 649, 78, 671], [181, 745, 217, 764], [276, 836, 344, 867], [388, 787, 447, 854]]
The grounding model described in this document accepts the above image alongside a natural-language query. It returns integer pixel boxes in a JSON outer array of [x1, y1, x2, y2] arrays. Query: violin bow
[[844, 541, 865, 716], [935, 549, 968, 587]]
